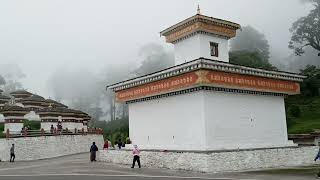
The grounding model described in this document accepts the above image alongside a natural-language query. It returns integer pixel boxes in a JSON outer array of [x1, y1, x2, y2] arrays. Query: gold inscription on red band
[[115, 70, 301, 102], [205, 71, 300, 94], [116, 72, 199, 102]]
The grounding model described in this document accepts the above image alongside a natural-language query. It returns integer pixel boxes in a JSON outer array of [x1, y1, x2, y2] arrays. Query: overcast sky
[[0, 0, 312, 97]]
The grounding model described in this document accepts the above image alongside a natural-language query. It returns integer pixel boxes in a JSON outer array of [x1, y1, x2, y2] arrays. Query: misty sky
[[0, 0, 312, 97]]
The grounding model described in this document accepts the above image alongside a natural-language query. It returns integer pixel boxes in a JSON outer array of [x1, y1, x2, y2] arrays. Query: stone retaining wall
[[0, 134, 104, 161], [99, 146, 319, 172]]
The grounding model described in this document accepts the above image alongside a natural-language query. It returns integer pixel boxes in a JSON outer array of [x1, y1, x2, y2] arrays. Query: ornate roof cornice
[[107, 58, 306, 92], [160, 14, 240, 36]]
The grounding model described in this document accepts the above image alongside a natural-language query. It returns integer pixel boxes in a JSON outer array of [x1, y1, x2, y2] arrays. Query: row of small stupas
[[0, 89, 90, 133]]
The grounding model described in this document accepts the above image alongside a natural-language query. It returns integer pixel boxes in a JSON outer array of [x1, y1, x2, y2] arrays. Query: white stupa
[[107, 8, 305, 151]]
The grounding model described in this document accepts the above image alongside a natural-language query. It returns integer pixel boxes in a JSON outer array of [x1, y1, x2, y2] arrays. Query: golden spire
[[197, 4, 201, 14]]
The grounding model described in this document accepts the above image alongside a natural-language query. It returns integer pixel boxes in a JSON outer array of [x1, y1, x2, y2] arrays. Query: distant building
[[0, 89, 91, 133]]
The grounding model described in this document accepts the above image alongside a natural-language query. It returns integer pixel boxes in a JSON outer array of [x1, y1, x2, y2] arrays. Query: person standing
[[10, 144, 15, 162], [50, 125, 54, 134], [90, 142, 99, 162], [117, 139, 122, 150], [103, 140, 109, 150], [131, 145, 141, 168]]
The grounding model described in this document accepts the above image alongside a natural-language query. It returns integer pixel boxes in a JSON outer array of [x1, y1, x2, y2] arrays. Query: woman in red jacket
[[103, 140, 109, 150]]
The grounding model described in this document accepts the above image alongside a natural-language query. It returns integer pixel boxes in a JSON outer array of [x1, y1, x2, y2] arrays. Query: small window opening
[[210, 42, 219, 57]]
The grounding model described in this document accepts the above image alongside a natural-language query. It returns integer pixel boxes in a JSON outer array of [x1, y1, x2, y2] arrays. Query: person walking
[[90, 142, 99, 162], [315, 146, 320, 162], [315, 145, 320, 178], [131, 145, 141, 168], [10, 144, 15, 162]]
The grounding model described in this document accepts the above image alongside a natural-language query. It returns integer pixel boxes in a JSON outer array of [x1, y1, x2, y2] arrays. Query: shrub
[[23, 120, 41, 130], [289, 105, 301, 118], [0, 123, 4, 132]]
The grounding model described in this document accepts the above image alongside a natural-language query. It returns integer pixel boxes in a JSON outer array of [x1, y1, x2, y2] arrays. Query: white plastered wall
[[62, 122, 83, 131], [128, 91, 293, 151], [174, 34, 229, 65], [174, 35, 201, 65], [4, 123, 24, 134], [129, 92, 206, 150], [203, 91, 293, 150]]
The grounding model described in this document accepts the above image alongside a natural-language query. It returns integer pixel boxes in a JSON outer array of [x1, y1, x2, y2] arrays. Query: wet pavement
[[0, 153, 318, 180]]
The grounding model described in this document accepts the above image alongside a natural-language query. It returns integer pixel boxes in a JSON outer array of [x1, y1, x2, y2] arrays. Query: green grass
[[287, 96, 320, 134]]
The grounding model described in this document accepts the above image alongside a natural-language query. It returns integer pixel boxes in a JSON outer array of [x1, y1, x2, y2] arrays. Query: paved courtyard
[[0, 153, 318, 180]]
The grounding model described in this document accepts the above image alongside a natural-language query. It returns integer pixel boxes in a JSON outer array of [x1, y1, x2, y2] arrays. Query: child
[[131, 145, 141, 168]]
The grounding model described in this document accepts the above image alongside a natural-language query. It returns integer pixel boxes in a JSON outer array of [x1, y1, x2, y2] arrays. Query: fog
[[0, 0, 315, 119]]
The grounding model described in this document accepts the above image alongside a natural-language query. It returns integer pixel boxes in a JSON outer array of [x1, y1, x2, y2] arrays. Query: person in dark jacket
[[90, 142, 99, 162], [50, 125, 54, 134], [117, 139, 122, 150], [315, 148, 320, 162], [10, 144, 15, 162], [315, 145, 320, 178]]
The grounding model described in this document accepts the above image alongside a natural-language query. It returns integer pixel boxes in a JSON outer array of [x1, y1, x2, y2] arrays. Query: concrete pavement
[[0, 153, 318, 180]]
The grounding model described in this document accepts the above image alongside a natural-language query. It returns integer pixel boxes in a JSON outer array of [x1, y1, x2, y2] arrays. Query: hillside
[[286, 96, 320, 134]]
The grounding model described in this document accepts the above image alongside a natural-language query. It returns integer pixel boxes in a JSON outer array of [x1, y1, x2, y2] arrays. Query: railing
[[5, 128, 103, 139]]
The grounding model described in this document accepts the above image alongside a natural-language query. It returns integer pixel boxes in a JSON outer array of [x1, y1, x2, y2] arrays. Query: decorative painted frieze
[[114, 69, 300, 102]]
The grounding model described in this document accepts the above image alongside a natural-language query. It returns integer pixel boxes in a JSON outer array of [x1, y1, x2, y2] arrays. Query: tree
[[289, 0, 320, 56], [101, 64, 135, 121], [230, 26, 270, 61], [288, 47, 320, 72], [229, 51, 277, 71], [2, 80, 23, 93], [96, 117, 129, 145], [135, 43, 174, 76], [48, 68, 104, 123], [0, 64, 25, 93], [300, 65, 320, 96]]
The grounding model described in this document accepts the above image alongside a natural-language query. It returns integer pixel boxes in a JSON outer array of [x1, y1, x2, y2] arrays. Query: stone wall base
[[0, 135, 104, 161], [99, 146, 318, 173]]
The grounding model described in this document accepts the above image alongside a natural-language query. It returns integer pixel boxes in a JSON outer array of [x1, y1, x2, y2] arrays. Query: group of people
[[50, 123, 63, 134], [90, 141, 141, 168], [102, 139, 125, 150], [20, 126, 30, 135]]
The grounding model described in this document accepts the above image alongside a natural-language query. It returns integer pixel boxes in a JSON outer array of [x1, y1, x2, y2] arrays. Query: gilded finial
[[197, 4, 201, 14]]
